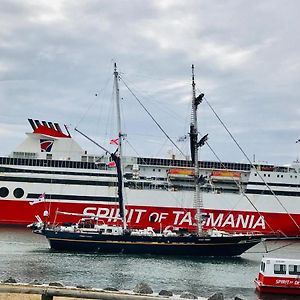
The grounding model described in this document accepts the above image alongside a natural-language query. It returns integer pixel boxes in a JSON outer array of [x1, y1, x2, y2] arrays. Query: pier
[[0, 283, 183, 300]]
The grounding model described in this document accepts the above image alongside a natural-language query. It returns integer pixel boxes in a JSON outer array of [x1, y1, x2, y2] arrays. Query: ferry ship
[[1, 118, 300, 236], [255, 257, 300, 295]]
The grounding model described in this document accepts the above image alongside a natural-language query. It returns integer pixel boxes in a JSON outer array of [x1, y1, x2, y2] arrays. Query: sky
[[0, 0, 300, 166]]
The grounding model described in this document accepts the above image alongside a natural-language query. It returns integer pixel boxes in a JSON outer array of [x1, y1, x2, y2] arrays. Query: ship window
[[274, 264, 286, 274], [254, 173, 257, 176], [13, 188, 24, 199], [281, 175, 283, 178], [289, 264, 300, 275], [277, 175, 279, 178], [0, 187, 9, 198], [260, 262, 265, 272]]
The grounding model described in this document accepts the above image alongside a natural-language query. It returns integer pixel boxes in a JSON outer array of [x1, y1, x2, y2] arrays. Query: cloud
[[0, 0, 299, 164]]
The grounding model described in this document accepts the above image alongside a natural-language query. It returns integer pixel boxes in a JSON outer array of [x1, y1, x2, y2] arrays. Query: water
[[0, 226, 299, 300]]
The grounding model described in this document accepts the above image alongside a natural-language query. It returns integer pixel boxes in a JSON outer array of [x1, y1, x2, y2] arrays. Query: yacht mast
[[191, 65, 204, 235], [114, 63, 127, 230]]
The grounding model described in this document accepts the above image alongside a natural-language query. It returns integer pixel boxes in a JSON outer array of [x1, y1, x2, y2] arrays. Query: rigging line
[[263, 240, 297, 253], [203, 140, 278, 235], [155, 138, 169, 157], [202, 94, 300, 233], [244, 239, 298, 253], [198, 123, 276, 233], [75, 76, 113, 129], [125, 140, 144, 160], [120, 76, 187, 122], [105, 80, 117, 138], [124, 139, 166, 175], [120, 76, 186, 157], [128, 133, 189, 142], [124, 143, 191, 212]]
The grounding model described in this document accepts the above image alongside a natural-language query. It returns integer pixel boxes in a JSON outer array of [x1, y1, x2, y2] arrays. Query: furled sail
[[111, 152, 124, 219]]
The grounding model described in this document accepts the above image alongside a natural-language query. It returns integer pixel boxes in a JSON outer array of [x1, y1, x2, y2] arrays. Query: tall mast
[[191, 65, 204, 235], [114, 63, 127, 230]]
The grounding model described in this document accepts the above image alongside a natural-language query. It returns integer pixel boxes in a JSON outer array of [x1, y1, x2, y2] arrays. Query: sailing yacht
[[31, 64, 262, 256]]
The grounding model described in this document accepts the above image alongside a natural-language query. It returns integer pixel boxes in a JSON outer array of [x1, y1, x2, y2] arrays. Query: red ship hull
[[1, 199, 300, 236], [255, 278, 300, 295]]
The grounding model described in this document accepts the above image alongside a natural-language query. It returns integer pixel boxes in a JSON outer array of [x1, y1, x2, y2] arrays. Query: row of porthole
[[254, 173, 298, 179], [0, 187, 24, 198]]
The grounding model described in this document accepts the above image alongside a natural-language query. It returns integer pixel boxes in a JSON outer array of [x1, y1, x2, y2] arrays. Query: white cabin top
[[12, 119, 85, 161], [260, 257, 300, 277]]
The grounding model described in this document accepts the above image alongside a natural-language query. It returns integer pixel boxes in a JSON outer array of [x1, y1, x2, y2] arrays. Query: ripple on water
[[0, 226, 299, 300]]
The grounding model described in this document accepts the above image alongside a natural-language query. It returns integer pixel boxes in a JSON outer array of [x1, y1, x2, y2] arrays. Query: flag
[[110, 138, 119, 145], [108, 161, 116, 168], [296, 139, 300, 143], [29, 193, 45, 206]]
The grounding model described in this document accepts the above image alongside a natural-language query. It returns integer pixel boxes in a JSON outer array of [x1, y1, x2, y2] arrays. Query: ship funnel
[[48, 122, 55, 130], [28, 119, 71, 138], [42, 121, 49, 128], [34, 120, 41, 128], [54, 123, 63, 133], [28, 119, 37, 130]]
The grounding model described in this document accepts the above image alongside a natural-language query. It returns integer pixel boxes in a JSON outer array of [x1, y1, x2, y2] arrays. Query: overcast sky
[[0, 0, 299, 165]]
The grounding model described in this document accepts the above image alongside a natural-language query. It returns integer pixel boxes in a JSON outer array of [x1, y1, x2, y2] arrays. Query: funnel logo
[[40, 139, 54, 152]]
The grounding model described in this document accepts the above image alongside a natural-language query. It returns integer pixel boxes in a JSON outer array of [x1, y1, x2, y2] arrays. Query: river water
[[0, 226, 299, 300]]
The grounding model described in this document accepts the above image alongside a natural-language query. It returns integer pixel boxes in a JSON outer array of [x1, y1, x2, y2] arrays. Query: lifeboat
[[210, 170, 241, 181], [255, 257, 300, 295], [168, 168, 195, 178]]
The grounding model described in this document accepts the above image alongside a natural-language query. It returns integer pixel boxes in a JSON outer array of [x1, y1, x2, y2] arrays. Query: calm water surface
[[0, 226, 299, 300]]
